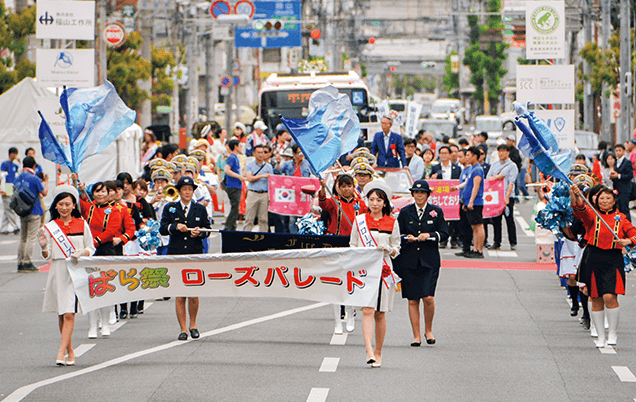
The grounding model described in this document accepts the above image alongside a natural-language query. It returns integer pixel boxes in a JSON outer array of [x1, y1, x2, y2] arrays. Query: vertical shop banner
[[427, 180, 460, 220], [525, 1, 565, 59], [269, 174, 320, 216], [404, 102, 423, 139], [483, 179, 506, 218], [68, 248, 384, 313]]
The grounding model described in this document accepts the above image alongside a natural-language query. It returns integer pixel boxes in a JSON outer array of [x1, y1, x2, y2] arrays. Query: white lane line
[[329, 333, 348, 346], [0, 255, 16, 261], [600, 346, 616, 354], [612, 366, 636, 382], [515, 216, 535, 237], [73, 344, 95, 358], [109, 320, 127, 332], [306, 388, 330, 402], [2, 302, 328, 402], [486, 250, 518, 258], [0, 240, 18, 244], [319, 357, 340, 373]]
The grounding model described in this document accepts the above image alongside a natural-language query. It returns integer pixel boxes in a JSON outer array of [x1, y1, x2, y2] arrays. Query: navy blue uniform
[[159, 201, 211, 255]]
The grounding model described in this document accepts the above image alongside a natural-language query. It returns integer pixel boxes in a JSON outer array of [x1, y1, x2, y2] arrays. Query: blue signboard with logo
[[235, 1, 301, 49]]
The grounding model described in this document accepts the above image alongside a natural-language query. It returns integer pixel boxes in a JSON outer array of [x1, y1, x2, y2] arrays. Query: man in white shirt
[[404, 139, 424, 181]]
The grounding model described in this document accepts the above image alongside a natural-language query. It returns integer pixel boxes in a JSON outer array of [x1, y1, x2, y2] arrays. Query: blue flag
[[281, 86, 361, 174], [38, 111, 72, 168], [60, 81, 136, 172], [513, 101, 572, 184]]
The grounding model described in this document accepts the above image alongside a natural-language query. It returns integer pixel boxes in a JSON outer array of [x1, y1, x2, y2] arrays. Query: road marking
[[2, 302, 328, 402], [109, 320, 127, 332], [319, 357, 340, 372], [0, 240, 18, 244], [486, 250, 518, 257], [612, 366, 636, 382], [515, 216, 534, 237], [73, 344, 95, 358], [306, 388, 329, 402], [329, 333, 347, 346], [600, 346, 616, 354], [0, 255, 17, 261]]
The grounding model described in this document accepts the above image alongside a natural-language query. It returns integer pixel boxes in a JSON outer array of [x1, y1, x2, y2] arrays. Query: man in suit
[[430, 145, 461, 248], [611, 144, 633, 222], [160, 176, 212, 340], [395, 180, 449, 346], [370, 116, 406, 168]]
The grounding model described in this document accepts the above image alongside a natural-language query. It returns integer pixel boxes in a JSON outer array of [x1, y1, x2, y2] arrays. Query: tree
[[463, 0, 508, 115], [0, 0, 35, 94], [443, 51, 459, 97], [391, 75, 436, 98], [151, 44, 177, 122], [107, 32, 151, 112]]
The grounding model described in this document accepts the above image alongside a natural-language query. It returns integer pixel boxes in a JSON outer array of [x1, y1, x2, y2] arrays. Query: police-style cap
[[151, 168, 172, 182], [352, 162, 375, 176], [191, 149, 207, 162], [409, 180, 432, 193], [172, 154, 188, 164], [569, 163, 589, 176], [148, 158, 168, 171], [184, 163, 197, 174], [186, 156, 200, 170], [176, 176, 196, 190]]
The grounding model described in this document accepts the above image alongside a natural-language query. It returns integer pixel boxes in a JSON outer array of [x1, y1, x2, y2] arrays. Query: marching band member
[[351, 161, 375, 200], [350, 179, 401, 368], [570, 184, 636, 347], [40, 185, 94, 366], [148, 168, 173, 256], [159, 176, 212, 340]]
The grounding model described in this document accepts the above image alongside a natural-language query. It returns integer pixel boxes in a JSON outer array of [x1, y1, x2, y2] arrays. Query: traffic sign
[[235, 1, 301, 49], [103, 22, 127, 47], [210, 0, 231, 18], [232, 76, 240, 86], [220, 75, 232, 87], [233, 60, 241, 72], [234, 0, 255, 18]]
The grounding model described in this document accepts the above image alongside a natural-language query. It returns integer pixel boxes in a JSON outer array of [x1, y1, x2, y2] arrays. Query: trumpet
[[163, 184, 180, 202]]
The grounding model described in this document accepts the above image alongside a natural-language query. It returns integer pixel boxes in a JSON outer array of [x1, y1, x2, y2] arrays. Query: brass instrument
[[163, 184, 180, 202]]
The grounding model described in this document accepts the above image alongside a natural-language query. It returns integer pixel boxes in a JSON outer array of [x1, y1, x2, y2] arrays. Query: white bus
[[258, 71, 379, 139]]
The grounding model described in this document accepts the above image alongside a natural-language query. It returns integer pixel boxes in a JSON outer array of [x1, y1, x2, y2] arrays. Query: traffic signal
[[357, 37, 376, 45], [253, 19, 283, 31], [390, 66, 396, 72], [310, 29, 321, 45]]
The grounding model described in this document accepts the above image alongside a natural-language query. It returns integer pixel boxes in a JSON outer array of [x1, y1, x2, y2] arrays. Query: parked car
[[418, 118, 459, 139], [474, 115, 504, 146], [430, 98, 464, 124], [575, 130, 600, 162]]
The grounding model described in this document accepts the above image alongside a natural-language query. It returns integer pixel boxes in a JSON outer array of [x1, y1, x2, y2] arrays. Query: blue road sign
[[232, 76, 241, 86], [235, 1, 301, 49], [220, 75, 231, 87]]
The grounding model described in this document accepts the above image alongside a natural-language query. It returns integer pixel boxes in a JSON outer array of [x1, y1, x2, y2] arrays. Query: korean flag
[[275, 188, 295, 203]]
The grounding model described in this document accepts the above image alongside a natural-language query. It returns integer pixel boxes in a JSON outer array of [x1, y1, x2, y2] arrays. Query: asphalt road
[[2, 200, 636, 401]]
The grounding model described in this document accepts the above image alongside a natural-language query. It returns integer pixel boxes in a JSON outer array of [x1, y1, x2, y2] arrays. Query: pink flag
[[268, 175, 320, 216], [427, 180, 461, 220], [483, 179, 506, 218]]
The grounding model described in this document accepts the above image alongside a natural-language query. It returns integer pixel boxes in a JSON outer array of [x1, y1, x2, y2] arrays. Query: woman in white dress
[[350, 180, 401, 368], [40, 185, 95, 366]]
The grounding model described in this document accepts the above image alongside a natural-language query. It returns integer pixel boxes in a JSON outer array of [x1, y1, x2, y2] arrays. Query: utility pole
[[205, 34, 217, 123], [582, 0, 593, 132], [225, 39, 234, 132], [187, 27, 199, 137], [97, 0, 107, 85], [619, 0, 631, 143], [170, 12, 180, 136], [139, 11, 152, 130], [601, 0, 611, 142]]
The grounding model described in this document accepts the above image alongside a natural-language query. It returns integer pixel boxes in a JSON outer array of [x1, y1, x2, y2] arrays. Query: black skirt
[[578, 245, 625, 298], [400, 261, 440, 300]]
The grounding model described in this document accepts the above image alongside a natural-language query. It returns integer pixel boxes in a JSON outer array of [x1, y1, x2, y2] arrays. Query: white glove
[[38, 229, 48, 249], [70, 250, 84, 265], [377, 244, 393, 255]]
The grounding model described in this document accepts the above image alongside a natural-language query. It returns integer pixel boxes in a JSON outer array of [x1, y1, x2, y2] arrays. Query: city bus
[[258, 71, 379, 139]]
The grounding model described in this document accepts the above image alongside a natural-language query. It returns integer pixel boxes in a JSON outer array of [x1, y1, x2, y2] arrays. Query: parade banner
[[427, 180, 460, 220], [221, 230, 349, 253], [404, 102, 423, 138], [483, 179, 506, 218], [69, 248, 383, 313], [268, 175, 320, 216]]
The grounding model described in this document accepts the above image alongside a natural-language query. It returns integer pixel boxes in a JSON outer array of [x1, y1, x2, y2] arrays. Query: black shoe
[[410, 342, 421, 347], [510, 244, 517, 250], [130, 313, 138, 319], [581, 316, 591, 330], [455, 250, 470, 257], [570, 305, 579, 317], [17, 263, 39, 272], [440, 242, 448, 249], [120, 311, 128, 319], [178, 332, 188, 341], [487, 243, 501, 250], [450, 242, 459, 249], [484, 243, 491, 249], [190, 328, 200, 339], [426, 337, 436, 345], [465, 251, 484, 259]]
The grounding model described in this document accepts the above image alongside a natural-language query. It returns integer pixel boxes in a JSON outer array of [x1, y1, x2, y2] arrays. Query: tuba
[[163, 184, 180, 202]]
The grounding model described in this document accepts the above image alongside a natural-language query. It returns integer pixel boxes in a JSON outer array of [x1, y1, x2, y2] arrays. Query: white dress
[[42, 219, 95, 315], [558, 238, 583, 278], [350, 214, 401, 312]]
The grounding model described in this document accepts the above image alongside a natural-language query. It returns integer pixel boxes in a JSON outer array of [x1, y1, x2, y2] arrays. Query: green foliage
[[443, 51, 459, 98], [391, 75, 436, 98], [462, 0, 508, 115], [0, 0, 35, 94], [107, 32, 151, 111], [151, 44, 177, 121], [360, 62, 367, 78]]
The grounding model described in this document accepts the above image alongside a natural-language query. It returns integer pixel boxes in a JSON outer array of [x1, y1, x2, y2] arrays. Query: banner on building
[[69, 248, 383, 313], [516, 65, 575, 104], [269, 175, 320, 216], [36, 49, 95, 88], [36, 0, 96, 40]]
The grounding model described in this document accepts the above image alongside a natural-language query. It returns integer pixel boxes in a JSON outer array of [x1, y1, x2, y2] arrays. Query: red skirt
[[577, 245, 625, 297]]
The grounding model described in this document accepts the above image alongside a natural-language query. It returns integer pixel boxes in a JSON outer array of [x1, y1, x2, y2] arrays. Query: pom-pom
[[135, 219, 161, 251], [534, 181, 574, 231], [296, 213, 325, 235]]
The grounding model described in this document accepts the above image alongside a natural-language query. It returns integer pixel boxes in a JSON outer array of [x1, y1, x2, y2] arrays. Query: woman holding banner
[[40, 185, 95, 366], [350, 179, 400, 368]]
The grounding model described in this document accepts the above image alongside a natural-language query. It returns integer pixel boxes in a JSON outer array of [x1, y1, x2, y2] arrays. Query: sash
[[355, 215, 400, 288], [44, 221, 76, 258]]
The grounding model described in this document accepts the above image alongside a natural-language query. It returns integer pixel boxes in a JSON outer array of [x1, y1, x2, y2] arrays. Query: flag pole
[[279, 115, 354, 230]]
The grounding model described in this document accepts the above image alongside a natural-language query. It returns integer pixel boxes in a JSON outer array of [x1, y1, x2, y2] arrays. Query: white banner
[[525, 1, 565, 60], [36, 49, 95, 88], [516, 65, 574, 104], [532, 109, 576, 150], [404, 102, 423, 139], [36, 1, 96, 40], [37, 97, 66, 136], [69, 248, 384, 313]]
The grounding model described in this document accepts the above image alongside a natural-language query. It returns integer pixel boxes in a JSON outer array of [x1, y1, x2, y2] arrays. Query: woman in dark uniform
[[570, 184, 636, 347], [396, 180, 449, 346]]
